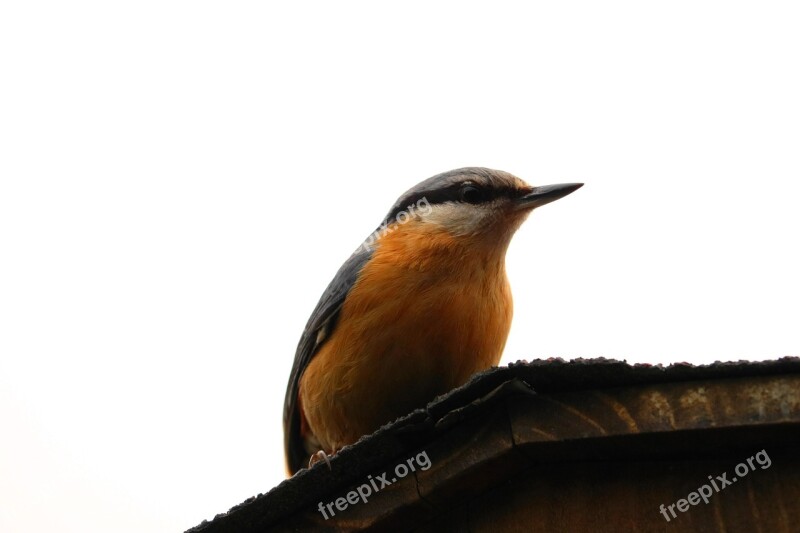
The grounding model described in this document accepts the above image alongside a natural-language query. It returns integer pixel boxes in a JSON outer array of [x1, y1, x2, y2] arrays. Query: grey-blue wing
[[283, 244, 374, 473]]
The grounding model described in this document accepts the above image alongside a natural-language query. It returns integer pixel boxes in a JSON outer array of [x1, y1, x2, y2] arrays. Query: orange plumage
[[298, 220, 514, 453]]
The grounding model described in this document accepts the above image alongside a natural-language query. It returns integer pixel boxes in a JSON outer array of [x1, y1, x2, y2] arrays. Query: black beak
[[515, 183, 583, 210]]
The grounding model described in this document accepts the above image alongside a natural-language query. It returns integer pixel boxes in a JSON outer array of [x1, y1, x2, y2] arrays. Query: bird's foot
[[308, 450, 333, 470]]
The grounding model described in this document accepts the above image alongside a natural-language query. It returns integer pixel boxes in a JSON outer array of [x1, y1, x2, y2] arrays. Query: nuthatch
[[283, 167, 582, 475]]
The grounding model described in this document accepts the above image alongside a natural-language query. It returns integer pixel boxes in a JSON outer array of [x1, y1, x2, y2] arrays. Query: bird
[[283, 167, 582, 475]]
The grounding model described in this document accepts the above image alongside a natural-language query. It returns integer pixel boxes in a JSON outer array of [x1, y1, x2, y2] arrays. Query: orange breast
[[299, 221, 514, 453]]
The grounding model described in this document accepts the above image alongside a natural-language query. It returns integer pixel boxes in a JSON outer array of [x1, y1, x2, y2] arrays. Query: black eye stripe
[[381, 183, 522, 226], [380, 166, 528, 228], [382, 184, 461, 223]]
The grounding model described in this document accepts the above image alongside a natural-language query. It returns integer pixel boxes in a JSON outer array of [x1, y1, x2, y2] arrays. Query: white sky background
[[1, 1, 799, 531]]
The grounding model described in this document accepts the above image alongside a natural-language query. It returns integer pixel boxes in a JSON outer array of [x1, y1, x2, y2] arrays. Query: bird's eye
[[460, 185, 486, 204]]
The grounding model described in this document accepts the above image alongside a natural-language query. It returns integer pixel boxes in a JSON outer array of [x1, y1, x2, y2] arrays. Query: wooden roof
[[187, 357, 800, 532]]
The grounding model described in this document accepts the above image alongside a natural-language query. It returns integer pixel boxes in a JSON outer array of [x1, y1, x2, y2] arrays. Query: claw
[[308, 450, 332, 470]]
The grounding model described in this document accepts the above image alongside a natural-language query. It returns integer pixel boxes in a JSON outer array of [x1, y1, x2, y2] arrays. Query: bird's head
[[371, 167, 582, 253]]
